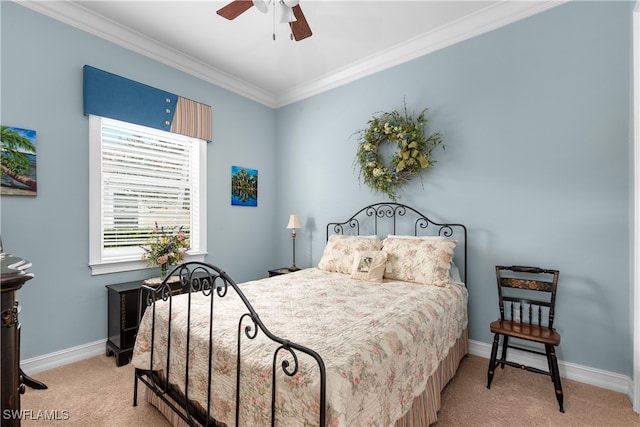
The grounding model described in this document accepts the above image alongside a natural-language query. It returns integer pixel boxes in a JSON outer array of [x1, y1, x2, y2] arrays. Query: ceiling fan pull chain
[[272, 0, 276, 40]]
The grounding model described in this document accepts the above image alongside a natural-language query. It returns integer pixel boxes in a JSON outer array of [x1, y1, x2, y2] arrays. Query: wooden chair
[[486, 265, 564, 413]]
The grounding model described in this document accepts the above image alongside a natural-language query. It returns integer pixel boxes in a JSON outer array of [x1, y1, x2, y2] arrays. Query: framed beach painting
[[1, 126, 37, 196], [231, 166, 258, 207]]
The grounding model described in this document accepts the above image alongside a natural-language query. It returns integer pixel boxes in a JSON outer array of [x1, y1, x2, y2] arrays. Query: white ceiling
[[20, 1, 564, 108]]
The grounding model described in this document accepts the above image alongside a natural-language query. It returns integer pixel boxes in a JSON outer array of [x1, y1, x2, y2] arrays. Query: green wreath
[[354, 102, 443, 201]]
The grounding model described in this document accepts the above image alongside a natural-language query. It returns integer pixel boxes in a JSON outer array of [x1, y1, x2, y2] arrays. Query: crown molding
[[16, 0, 278, 108], [275, 1, 567, 107], [16, 0, 567, 109]]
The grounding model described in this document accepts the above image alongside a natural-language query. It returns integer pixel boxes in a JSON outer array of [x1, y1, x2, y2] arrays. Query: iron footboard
[[132, 261, 326, 427]]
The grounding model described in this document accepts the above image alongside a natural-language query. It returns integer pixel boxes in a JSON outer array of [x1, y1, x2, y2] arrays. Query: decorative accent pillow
[[382, 236, 456, 286], [317, 235, 383, 274], [350, 251, 388, 282]]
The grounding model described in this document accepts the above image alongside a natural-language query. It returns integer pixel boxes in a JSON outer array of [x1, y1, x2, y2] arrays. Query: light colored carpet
[[434, 355, 639, 427], [21, 355, 170, 426], [19, 353, 640, 426]]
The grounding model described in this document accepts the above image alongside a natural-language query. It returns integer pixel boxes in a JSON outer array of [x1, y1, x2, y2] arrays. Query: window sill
[[89, 253, 206, 276]]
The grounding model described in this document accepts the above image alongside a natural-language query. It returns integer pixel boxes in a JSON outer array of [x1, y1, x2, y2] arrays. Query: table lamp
[[286, 214, 301, 271]]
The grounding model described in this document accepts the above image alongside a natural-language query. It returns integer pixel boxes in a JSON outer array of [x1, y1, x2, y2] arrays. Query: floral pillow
[[317, 235, 383, 274], [386, 234, 446, 240], [382, 236, 456, 286], [350, 251, 388, 282]]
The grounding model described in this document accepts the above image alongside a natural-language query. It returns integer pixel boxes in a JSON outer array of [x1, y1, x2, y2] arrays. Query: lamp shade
[[286, 214, 301, 229]]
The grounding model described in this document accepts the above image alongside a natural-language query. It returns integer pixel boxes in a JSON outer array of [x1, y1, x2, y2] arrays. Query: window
[[89, 116, 206, 275]]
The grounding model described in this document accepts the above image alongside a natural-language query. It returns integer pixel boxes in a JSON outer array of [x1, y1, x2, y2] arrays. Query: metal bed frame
[[133, 262, 326, 427], [327, 203, 467, 284], [132, 202, 467, 426]]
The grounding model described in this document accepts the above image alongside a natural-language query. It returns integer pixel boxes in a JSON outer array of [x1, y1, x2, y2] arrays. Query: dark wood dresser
[[1, 253, 34, 426]]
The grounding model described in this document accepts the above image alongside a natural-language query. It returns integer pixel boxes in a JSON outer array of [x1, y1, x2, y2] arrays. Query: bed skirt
[[145, 327, 468, 427], [394, 327, 468, 426]]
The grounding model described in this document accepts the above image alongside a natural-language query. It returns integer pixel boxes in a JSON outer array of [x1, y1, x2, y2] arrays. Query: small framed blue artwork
[[231, 166, 258, 207], [1, 126, 37, 196]]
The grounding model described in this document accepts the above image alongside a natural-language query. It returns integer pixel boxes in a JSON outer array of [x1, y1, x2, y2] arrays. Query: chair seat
[[490, 320, 560, 346]]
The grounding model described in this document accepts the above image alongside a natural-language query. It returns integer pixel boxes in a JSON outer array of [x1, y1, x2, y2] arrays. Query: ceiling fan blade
[[217, 0, 254, 20], [289, 4, 312, 41]]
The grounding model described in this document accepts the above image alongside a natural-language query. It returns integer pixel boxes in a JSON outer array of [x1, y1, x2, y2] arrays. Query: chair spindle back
[[496, 266, 559, 329]]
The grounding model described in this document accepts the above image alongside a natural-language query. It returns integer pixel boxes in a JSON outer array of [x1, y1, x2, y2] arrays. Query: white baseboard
[[19, 338, 634, 405], [469, 339, 634, 401], [21, 339, 106, 375]]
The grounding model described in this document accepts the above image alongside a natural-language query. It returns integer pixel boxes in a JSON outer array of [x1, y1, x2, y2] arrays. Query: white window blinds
[[89, 115, 206, 273]]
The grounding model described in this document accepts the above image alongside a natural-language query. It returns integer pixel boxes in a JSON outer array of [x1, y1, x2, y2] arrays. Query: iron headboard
[[326, 203, 467, 285]]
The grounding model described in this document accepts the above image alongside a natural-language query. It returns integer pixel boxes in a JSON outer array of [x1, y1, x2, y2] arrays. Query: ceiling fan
[[216, 0, 312, 41]]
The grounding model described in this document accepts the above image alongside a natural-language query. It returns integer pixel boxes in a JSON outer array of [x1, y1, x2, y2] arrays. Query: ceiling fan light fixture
[[252, 0, 271, 14], [281, 6, 297, 23], [217, 0, 311, 41]]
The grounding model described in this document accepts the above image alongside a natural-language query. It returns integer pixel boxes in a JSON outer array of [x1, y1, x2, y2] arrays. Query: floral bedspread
[[132, 268, 468, 427]]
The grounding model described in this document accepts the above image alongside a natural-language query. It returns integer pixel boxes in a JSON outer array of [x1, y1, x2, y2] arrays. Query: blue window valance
[[83, 65, 211, 142]]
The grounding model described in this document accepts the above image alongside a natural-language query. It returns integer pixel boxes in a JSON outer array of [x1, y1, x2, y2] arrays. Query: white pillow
[[449, 261, 462, 283]]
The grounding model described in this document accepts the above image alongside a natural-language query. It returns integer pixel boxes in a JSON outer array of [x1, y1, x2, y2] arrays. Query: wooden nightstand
[[268, 267, 293, 277], [105, 278, 185, 366], [105, 281, 141, 367]]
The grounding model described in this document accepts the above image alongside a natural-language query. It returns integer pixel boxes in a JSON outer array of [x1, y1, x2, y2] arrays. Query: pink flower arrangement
[[141, 223, 190, 277]]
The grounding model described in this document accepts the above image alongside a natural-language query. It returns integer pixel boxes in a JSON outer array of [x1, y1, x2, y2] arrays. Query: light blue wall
[[1, 2, 279, 359], [276, 1, 633, 375], [1, 1, 634, 378]]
